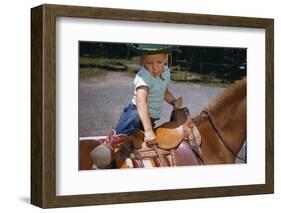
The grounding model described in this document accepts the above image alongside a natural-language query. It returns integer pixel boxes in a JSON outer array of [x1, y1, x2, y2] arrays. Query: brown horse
[[79, 79, 246, 169]]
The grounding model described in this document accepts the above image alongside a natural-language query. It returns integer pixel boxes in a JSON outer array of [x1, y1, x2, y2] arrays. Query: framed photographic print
[[31, 4, 274, 208]]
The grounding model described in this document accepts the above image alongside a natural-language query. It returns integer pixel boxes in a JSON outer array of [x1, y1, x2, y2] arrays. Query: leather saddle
[[156, 107, 195, 149], [114, 107, 202, 168], [130, 107, 201, 149]]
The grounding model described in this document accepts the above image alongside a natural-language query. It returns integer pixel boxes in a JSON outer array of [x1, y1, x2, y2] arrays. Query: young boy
[[91, 44, 183, 168], [115, 44, 182, 144]]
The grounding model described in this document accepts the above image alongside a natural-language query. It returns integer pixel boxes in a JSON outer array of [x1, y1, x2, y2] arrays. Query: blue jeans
[[114, 104, 156, 135]]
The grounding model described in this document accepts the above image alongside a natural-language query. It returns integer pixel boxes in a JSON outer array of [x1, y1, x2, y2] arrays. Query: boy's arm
[[164, 88, 183, 109], [136, 86, 156, 143], [164, 88, 176, 106]]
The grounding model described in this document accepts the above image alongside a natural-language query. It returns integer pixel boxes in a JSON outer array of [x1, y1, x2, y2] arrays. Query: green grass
[[80, 56, 141, 73], [79, 68, 107, 79], [80, 56, 140, 78], [80, 57, 240, 87], [170, 69, 234, 87], [80, 57, 140, 67]]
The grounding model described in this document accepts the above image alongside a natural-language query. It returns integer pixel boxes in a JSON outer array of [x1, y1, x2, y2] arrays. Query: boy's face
[[142, 54, 168, 77]]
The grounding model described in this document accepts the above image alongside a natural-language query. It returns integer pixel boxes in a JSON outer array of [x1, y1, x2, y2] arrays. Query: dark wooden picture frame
[[31, 4, 274, 208]]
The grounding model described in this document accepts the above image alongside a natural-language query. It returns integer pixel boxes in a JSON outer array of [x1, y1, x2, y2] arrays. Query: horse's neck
[[208, 80, 247, 155]]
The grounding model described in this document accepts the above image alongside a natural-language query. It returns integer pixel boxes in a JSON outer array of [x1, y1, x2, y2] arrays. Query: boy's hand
[[144, 129, 157, 145], [173, 97, 183, 109]]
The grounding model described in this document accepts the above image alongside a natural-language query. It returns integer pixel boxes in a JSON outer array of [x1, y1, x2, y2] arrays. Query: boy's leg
[[114, 104, 142, 135]]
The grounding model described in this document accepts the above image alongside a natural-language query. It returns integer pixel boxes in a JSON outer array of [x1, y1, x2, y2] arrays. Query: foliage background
[[80, 42, 246, 85]]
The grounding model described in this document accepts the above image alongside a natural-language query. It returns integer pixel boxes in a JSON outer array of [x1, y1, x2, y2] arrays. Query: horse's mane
[[208, 79, 246, 115]]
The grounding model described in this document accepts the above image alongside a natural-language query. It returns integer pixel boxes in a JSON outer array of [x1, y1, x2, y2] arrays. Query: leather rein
[[200, 108, 246, 162]]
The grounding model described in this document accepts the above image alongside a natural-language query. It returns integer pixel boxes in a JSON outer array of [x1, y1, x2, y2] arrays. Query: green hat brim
[[128, 44, 179, 55]]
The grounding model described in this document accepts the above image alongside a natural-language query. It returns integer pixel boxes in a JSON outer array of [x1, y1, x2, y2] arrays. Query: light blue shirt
[[131, 65, 170, 119]]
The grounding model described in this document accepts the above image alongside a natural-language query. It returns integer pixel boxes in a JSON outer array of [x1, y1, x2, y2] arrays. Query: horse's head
[[208, 79, 246, 131], [195, 79, 247, 164]]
